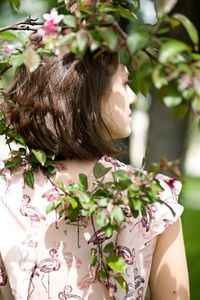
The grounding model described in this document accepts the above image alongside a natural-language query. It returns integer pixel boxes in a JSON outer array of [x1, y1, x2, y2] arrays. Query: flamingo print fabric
[[0, 156, 184, 300]]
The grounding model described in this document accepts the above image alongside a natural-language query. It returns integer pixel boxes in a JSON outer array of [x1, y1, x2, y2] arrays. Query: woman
[[0, 51, 189, 299]]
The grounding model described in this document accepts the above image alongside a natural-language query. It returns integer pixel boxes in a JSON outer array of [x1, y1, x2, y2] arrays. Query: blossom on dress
[[38, 8, 64, 37]]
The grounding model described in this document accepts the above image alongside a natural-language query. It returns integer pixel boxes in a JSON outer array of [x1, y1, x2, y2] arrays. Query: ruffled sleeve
[[132, 173, 184, 251]]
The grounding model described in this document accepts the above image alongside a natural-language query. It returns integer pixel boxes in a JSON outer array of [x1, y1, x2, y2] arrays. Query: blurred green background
[[181, 176, 200, 300]]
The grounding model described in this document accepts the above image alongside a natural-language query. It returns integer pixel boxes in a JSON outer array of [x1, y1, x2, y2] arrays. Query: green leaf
[[130, 198, 142, 211], [37, 48, 55, 57], [76, 30, 88, 54], [103, 242, 114, 253], [106, 255, 126, 272], [93, 163, 112, 179], [113, 170, 132, 185], [119, 48, 131, 65], [58, 32, 76, 46], [111, 206, 124, 223], [173, 102, 189, 119], [152, 65, 168, 89], [63, 15, 77, 28], [127, 31, 150, 54], [115, 275, 128, 292], [7, 131, 26, 146], [10, 54, 24, 68], [46, 165, 56, 175], [163, 93, 182, 107], [46, 153, 56, 160], [5, 158, 23, 170], [9, 0, 21, 9], [23, 170, 35, 189], [23, 48, 41, 72], [32, 149, 47, 166], [16, 32, 29, 45], [116, 7, 137, 21], [0, 32, 17, 41], [46, 202, 55, 214], [91, 255, 97, 267], [97, 211, 109, 228], [98, 270, 107, 279], [131, 63, 152, 96], [79, 173, 88, 190], [172, 13, 199, 46], [155, 0, 178, 18], [69, 197, 78, 209], [131, 50, 150, 71], [97, 27, 118, 51], [0, 122, 7, 135], [159, 39, 190, 63], [97, 197, 110, 207]]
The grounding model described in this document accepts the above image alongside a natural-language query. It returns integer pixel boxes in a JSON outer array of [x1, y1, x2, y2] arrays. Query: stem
[[112, 22, 128, 39], [91, 216, 109, 279]]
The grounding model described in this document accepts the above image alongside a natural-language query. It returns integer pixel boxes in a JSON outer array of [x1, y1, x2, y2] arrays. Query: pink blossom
[[38, 8, 64, 37], [1, 42, 13, 55]]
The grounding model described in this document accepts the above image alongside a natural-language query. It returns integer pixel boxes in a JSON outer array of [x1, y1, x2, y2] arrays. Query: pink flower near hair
[[38, 8, 64, 37]]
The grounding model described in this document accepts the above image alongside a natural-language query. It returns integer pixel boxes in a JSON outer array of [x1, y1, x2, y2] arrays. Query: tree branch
[[0, 17, 43, 33]]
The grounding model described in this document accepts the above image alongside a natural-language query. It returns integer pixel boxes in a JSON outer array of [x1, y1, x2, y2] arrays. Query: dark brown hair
[[5, 51, 119, 160]]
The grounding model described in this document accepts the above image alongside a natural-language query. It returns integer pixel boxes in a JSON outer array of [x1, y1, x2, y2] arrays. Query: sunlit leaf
[[63, 15, 77, 28], [97, 27, 118, 51], [155, 0, 178, 18], [127, 31, 150, 54], [23, 48, 41, 72], [107, 255, 126, 272], [10, 54, 24, 68], [76, 30, 88, 53], [163, 93, 182, 107], [172, 13, 199, 46], [32, 149, 47, 166], [111, 206, 124, 223], [46, 202, 55, 214], [0, 32, 17, 41], [159, 39, 190, 63]]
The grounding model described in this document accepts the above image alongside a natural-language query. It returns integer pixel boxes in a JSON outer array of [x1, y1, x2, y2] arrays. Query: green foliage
[[0, 0, 200, 117]]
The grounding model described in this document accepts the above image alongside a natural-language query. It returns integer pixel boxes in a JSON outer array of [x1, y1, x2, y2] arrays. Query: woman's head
[[5, 51, 136, 160]]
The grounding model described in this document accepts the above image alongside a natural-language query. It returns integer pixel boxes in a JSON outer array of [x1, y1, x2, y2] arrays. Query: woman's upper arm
[[149, 218, 190, 300]]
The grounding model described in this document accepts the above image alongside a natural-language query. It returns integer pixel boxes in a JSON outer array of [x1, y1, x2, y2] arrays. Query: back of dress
[[0, 156, 183, 300]]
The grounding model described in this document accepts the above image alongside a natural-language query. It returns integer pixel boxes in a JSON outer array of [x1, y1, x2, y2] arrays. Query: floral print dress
[[0, 156, 184, 300]]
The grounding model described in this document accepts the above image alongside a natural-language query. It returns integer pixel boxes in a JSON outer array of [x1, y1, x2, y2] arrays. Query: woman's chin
[[112, 128, 132, 140]]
